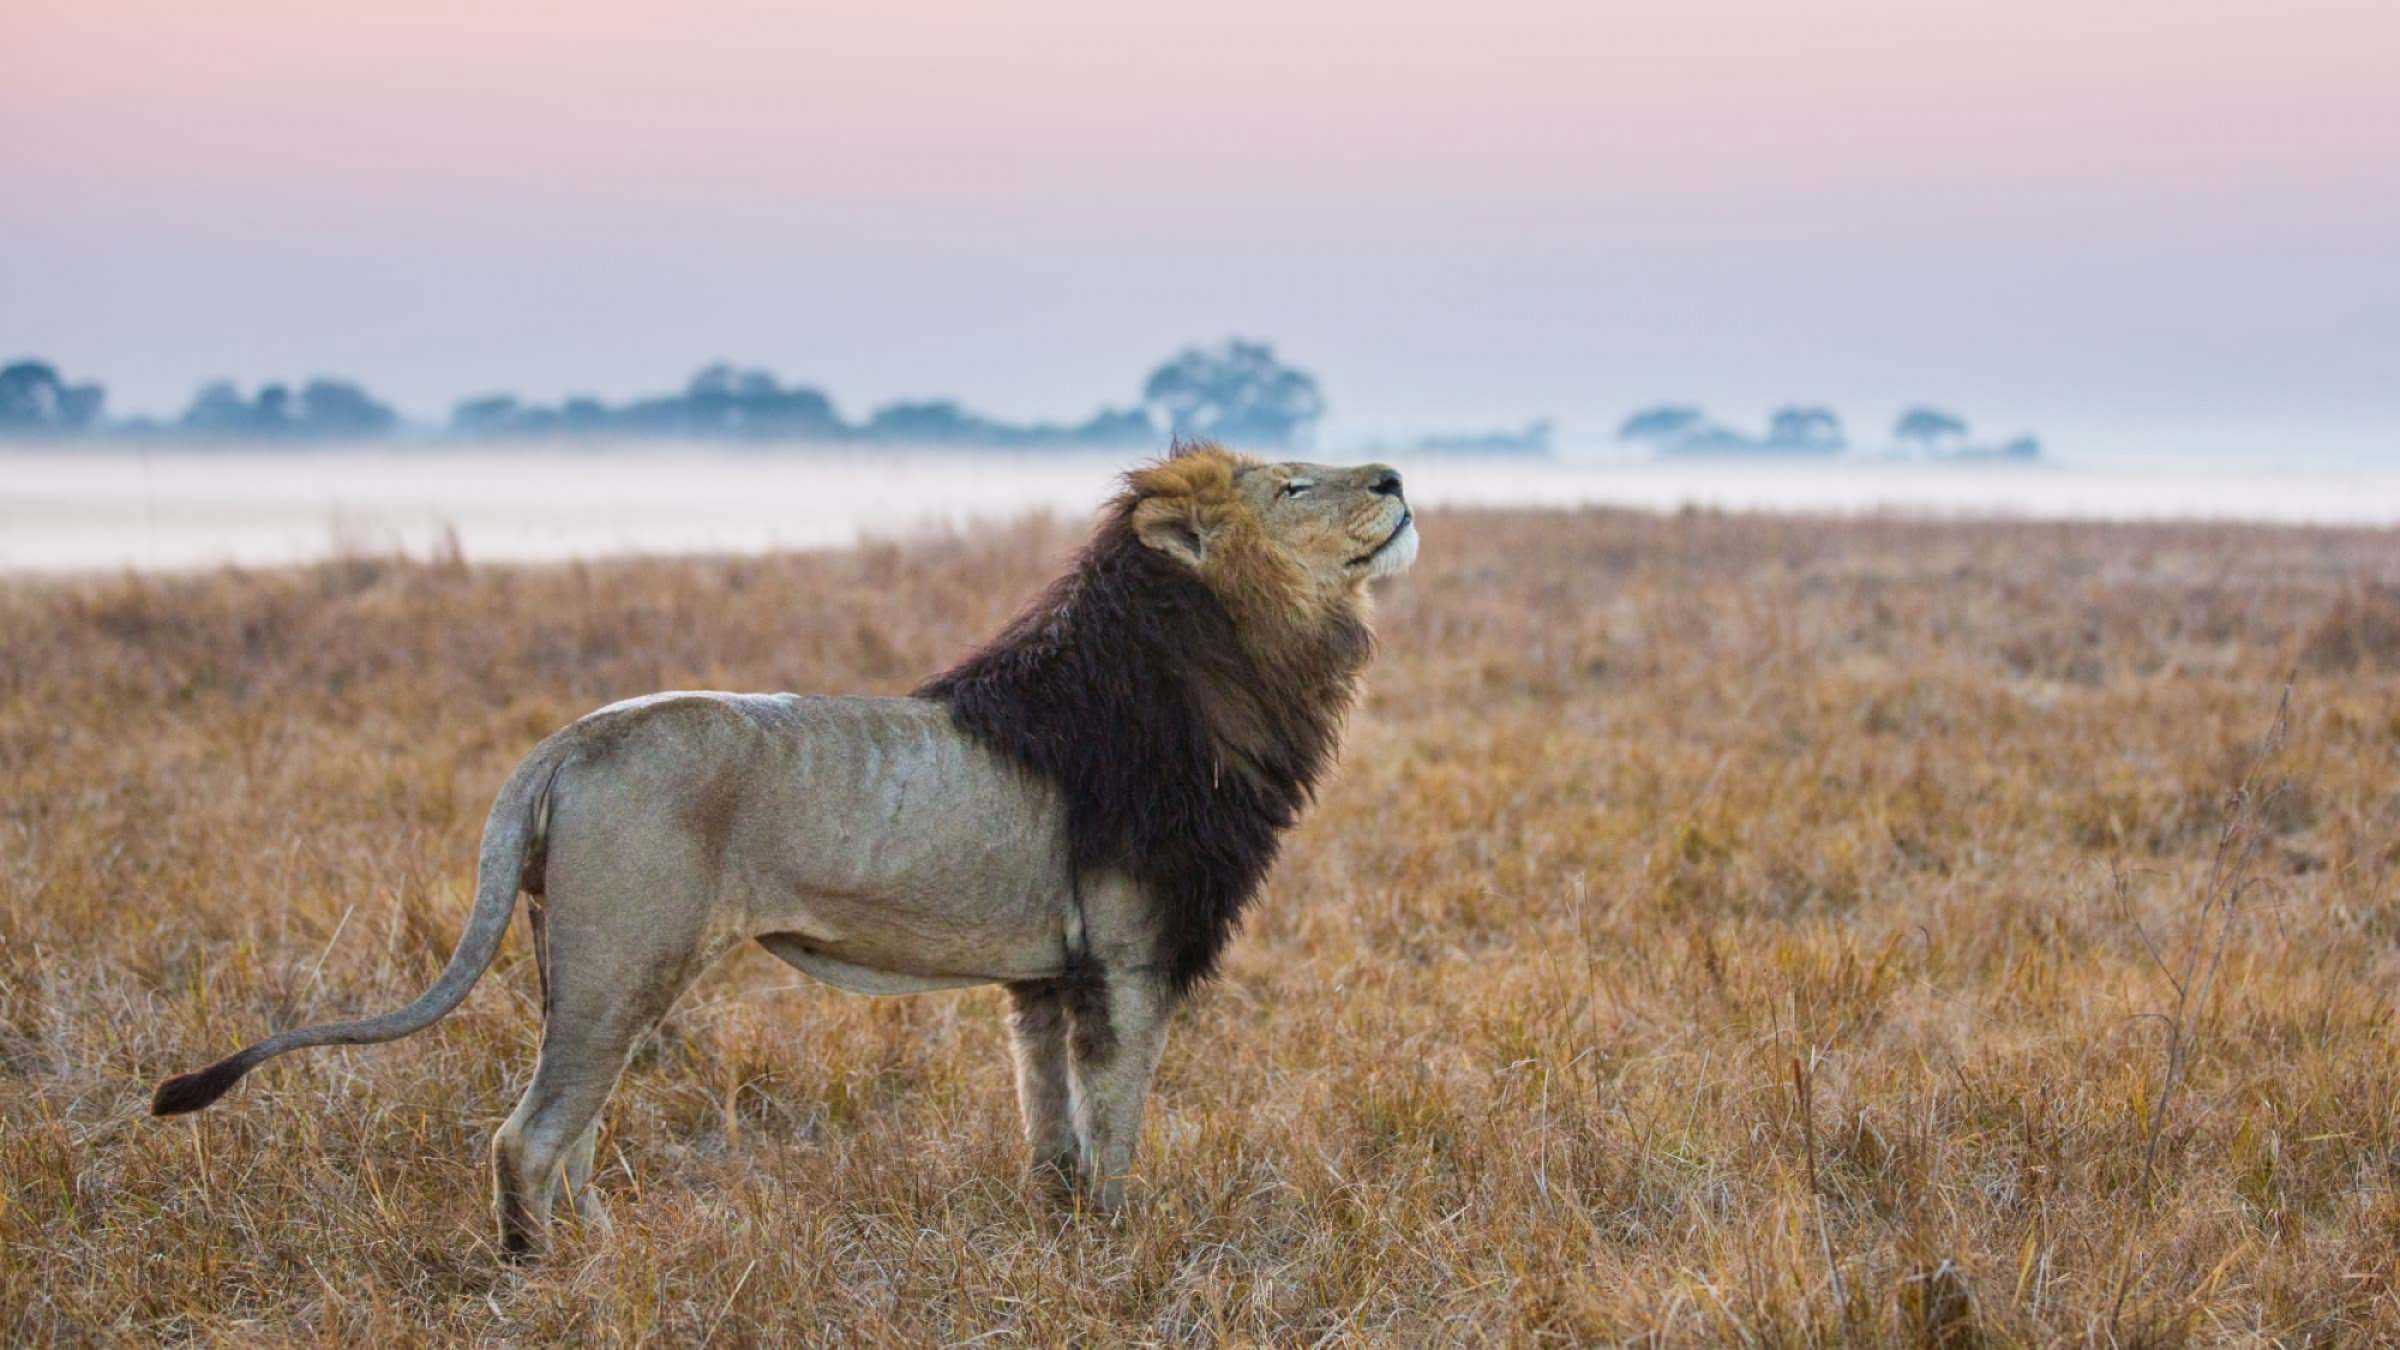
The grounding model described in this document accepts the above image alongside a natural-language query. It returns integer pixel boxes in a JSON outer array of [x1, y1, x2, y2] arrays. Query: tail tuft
[[151, 1054, 252, 1115]]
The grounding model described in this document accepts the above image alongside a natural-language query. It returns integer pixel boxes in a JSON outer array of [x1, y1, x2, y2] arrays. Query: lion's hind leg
[[491, 932, 722, 1258], [492, 1015, 643, 1258]]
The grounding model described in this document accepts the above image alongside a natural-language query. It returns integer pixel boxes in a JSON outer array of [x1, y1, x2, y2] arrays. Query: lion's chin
[[1362, 518, 1418, 579]]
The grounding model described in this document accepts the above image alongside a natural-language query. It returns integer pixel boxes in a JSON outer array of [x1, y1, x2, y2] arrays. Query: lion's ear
[[1133, 498, 1212, 569]]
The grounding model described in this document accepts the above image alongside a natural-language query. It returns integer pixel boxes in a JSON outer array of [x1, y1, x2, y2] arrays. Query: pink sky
[[5, 0, 2395, 454]]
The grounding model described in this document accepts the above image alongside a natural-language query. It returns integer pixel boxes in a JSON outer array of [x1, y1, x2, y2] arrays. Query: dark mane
[[915, 496, 1371, 996]]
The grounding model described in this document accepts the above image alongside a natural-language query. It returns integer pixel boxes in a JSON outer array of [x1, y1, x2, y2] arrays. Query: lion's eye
[[1281, 481, 1313, 498]]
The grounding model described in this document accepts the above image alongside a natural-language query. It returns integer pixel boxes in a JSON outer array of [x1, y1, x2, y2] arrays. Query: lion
[[150, 443, 1417, 1256]]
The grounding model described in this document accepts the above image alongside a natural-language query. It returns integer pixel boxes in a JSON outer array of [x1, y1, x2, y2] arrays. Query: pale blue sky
[[4, 0, 2394, 459]]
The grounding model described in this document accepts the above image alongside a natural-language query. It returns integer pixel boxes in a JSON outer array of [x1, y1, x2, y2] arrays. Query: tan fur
[[150, 449, 1416, 1257]]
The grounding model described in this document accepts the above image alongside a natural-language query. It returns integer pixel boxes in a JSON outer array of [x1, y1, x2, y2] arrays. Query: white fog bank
[[5, 447, 2396, 574]]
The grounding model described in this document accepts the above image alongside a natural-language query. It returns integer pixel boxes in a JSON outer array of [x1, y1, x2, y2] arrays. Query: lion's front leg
[[1065, 966, 1170, 1215], [1004, 980, 1080, 1194]]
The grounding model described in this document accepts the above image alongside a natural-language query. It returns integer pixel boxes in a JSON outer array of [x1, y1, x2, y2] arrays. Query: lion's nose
[[1369, 468, 1404, 498]]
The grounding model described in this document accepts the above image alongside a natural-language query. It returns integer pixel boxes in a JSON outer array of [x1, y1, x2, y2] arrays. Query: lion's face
[[1128, 448, 1418, 614], [1237, 459, 1419, 583]]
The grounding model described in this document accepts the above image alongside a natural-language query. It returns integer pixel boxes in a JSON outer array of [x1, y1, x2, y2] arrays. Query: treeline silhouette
[[1, 341, 1346, 452], [1618, 403, 2039, 461], [452, 365, 1154, 448], [8, 348, 2040, 460]]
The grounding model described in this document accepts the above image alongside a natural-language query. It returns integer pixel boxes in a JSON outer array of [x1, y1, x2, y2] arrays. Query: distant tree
[[657, 365, 842, 439], [1616, 405, 1705, 444], [865, 400, 988, 443], [680, 363, 751, 432], [1061, 407, 1156, 447], [1764, 406, 1844, 454], [255, 384, 294, 432], [1000, 407, 1155, 449], [0, 360, 107, 436], [59, 383, 106, 430], [609, 393, 683, 435], [1142, 340, 1324, 449], [1998, 435, 2040, 461], [738, 383, 843, 438], [430, 360, 1172, 447], [299, 379, 397, 437], [677, 364, 842, 438], [1667, 425, 1762, 455], [451, 395, 527, 437], [1893, 406, 1967, 448], [559, 397, 611, 434], [454, 368, 844, 441], [178, 381, 261, 436], [180, 377, 396, 439], [687, 364, 754, 401], [862, 399, 1153, 449]]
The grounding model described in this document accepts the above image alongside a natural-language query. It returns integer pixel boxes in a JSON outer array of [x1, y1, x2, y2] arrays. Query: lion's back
[[536, 689, 1072, 913]]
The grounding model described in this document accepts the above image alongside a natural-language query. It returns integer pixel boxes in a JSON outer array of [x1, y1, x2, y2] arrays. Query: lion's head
[[1125, 447, 1418, 624], [919, 443, 1413, 996]]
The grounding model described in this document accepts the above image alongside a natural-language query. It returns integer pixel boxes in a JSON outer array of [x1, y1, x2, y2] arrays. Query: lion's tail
[[151, 741, 570, 1116]]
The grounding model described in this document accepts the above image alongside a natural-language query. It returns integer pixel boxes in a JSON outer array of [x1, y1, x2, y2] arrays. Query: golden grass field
[[4, 506, 2398, 1344]]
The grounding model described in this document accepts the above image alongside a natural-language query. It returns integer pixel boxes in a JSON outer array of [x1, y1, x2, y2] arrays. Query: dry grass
[[4, 507, 2398, 1344]]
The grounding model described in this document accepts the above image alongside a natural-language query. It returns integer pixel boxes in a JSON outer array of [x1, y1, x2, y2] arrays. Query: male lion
[[152, 444, 1416, 1256]]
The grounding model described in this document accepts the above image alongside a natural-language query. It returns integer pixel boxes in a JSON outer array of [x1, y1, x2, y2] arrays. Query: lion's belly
[[706, 693, 1078, 983], [752, 938, 1005, 995]]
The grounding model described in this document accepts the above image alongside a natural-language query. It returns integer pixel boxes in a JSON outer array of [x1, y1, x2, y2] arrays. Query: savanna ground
[[4, 506, 2399, 1345]]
